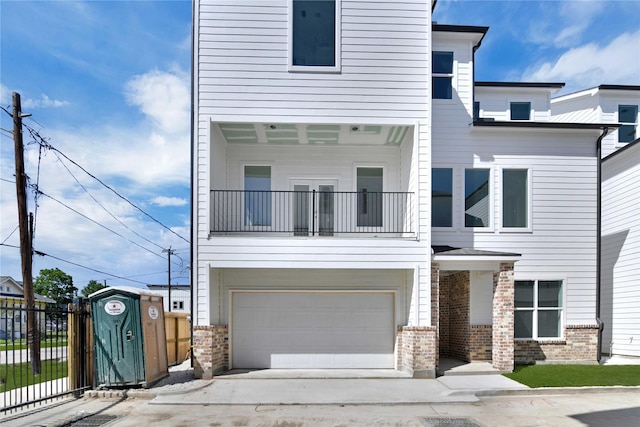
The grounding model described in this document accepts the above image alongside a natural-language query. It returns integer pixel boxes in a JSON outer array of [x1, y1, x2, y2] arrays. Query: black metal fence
[[1, 303, 91, 413], [211, 190, 415, 236]]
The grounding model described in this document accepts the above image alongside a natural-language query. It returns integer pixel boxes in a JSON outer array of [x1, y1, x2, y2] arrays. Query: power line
[[23, 123, 189, 244]]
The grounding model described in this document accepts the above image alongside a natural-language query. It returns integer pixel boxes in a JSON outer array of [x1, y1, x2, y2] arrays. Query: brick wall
[[492, 263, 515, 372], [448, 271, 470, 360], [397, 326, 437, 378], [193, 325, 228, 379], [469, 325, 493, 361], [515, 324, 599, 364]]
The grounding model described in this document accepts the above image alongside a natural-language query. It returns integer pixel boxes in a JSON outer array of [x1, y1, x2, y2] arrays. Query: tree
[[81, 279, 106, 297], [34, 268, 78, 309]]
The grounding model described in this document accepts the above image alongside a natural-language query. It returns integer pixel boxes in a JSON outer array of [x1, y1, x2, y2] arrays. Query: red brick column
[[193, 325, 228, 379], [492, 262, 514, 372], [397, 326, 437, 378]]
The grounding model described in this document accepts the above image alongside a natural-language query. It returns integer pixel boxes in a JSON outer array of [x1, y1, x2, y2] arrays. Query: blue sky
[[1, 0, 639, 293]]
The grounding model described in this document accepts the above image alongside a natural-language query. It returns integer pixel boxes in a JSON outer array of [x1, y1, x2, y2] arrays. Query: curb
[[475, 385, 640, 397]]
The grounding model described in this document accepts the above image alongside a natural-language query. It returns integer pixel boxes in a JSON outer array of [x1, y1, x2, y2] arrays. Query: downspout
[[595, 126, 609, 363], [189, 0, 196, 368]]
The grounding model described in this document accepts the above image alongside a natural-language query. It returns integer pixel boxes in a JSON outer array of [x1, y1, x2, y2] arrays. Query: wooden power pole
[[13, 92, 41, 374]]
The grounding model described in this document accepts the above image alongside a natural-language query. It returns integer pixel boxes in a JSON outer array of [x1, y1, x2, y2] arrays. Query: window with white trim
[[290, 0, 341, 71], [172, 301, 184, 310], [502, 169, 529, 229], [618, 104, 638, 143], [515, 280, 563, 339], [244, 165, 271, 226], [510, 102, 531, 120], [432, 168, 453, 227], [464, 168, 490, 228], [357, 167, 383, 227], [432, 51, 454, 99]]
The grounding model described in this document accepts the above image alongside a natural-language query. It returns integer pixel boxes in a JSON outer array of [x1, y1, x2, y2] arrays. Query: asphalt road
[[0, 346, 67, 364]]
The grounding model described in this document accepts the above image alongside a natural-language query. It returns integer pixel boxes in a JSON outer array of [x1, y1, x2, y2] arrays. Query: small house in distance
[[147, 284, 191, 313]]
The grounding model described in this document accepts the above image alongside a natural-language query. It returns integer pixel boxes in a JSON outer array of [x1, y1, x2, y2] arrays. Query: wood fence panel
[[164, 312, 190, 366]]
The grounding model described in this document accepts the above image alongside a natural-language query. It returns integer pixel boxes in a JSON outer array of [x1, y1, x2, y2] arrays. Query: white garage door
[[232, 292, 395, 369]]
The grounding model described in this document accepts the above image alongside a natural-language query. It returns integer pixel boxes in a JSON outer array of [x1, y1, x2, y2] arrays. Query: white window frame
[[514, 278, 565, 341], [432, 50, 455, 101], [354, 165, 385, 231], [498, 167, 532, 233], [242, 163, 274, 230], [509, 101, 532, 121], [463, 167, 494, 232], [288, 0, 342, 73], [617, 104, 638, 144], [431, 166, 455, 230]]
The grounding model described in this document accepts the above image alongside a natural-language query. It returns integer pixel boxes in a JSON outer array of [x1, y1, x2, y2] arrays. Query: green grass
[[504, 364, 640, 388], [0, 336, 67, 351], [0, 360, 68, 392]]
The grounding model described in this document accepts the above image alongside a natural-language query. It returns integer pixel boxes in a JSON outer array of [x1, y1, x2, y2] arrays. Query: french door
[[291, 179, 336, 236]]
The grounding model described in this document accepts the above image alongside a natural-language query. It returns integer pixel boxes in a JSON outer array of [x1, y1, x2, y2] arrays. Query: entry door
[[291, 180, 336, 236]]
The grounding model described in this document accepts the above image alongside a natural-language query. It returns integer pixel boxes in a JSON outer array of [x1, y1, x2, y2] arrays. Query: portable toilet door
[[91, 288, 146, 387]]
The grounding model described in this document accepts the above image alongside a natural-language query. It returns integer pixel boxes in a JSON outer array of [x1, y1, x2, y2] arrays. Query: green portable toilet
[[89, 286, 169, 388]]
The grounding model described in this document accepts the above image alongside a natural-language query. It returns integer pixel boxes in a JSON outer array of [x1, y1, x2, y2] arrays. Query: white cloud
[[524, 30, 640, 90], [125, 69, 190, 134], [151, 196, 188, 207], [23, 94, 69, 109]]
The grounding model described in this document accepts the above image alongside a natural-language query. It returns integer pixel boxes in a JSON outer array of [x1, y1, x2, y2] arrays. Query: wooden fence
[[165, 312, 191, 366]]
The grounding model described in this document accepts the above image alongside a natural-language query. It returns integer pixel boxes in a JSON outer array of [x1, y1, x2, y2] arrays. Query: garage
[[231, 291, 395, 369]]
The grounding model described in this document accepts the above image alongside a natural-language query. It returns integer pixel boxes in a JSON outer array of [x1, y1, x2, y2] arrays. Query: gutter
[[595, 127, 609, 363]]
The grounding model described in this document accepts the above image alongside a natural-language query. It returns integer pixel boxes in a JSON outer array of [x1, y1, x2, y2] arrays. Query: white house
[[1, 276, 55, 339], [147, 284, 191, 313], [552, 86, 640, 359], [191, 1, 613, 378]]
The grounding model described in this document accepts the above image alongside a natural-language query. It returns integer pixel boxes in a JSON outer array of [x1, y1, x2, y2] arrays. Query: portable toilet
[[89, 286, 169, 388]]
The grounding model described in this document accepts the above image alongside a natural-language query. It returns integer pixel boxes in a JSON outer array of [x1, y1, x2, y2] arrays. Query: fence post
[[67, 300, 92, 396]]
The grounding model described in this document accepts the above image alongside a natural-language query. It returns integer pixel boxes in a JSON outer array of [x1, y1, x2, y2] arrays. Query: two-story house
[[552, 86, 640, 359], [191, 1, 615, 379]]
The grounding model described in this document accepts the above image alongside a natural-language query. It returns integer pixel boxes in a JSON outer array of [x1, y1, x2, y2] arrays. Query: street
[[0, 346, 67, 364]]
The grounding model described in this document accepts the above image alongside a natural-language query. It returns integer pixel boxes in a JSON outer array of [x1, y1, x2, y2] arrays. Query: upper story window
[[432, 168, 453, 228], [432, 51, 454, 100], [357, 167, 383, 227], [502, 169, 529, 229], [244, 165, 271, 227], [464, 168, 491, 228], [473, 101, 480, 120], [515, 280, 564, 339], [290, 0, 341, 72], [618, 104, 638, 143], [510, 102, 531, 120]]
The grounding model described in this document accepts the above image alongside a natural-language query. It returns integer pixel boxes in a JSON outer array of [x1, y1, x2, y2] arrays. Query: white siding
[[601, 142, 640, 357], [193, 1, 432, 327], [476, 88, 553, 122], [432, 125, 601, 325]]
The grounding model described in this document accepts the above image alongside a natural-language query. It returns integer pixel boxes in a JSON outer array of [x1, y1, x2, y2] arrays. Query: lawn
[[0, 360, 68, 392], [505, 364, 640, 388]]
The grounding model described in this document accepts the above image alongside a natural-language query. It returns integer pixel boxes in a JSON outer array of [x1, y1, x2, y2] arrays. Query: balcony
[[210, 190, 415, 237]]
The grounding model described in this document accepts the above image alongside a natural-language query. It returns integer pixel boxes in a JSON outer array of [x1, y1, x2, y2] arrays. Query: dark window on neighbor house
[[432, 168, 453, 227], [618, 105, 638, 143], [464, 168, 490, 228], [510, 102, 531, 120], [357, 167, 383, 227], [502, 169, 528, 228], [244, 165, 271, 226], [172, 301, 184, 310], [432, 51, 454, 99], [292, 0, 337, 67], [515, 280, 563, 339]]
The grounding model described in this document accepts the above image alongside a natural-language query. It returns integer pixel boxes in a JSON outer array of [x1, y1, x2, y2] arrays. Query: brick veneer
[[397, 326, 437, 378], [492, 263, 515, 372], [448, 271, 470, 360], [515, 324, 599, 364], [193, 325, 228, 379], [469, 325, 493, 361]]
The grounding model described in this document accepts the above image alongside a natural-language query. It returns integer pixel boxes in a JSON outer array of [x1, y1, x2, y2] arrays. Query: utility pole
[[163, 247, 176, 312], [13, 92, 40, 374]]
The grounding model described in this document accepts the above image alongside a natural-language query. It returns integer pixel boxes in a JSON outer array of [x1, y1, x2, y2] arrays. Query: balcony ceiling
[[217, 123, 410, 146]]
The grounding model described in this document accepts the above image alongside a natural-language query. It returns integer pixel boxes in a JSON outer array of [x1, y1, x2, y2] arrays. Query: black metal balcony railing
[[210, 190, 415, 236]]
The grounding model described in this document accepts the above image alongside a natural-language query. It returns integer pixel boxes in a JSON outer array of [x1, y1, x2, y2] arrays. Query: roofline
[[602, 137, 640, 162], [473, 120, 620, 130], [476, 82, 565, 89], [598, 84, 640, 91], [553, 84, 640, 101], [432, 24, 489, 35]]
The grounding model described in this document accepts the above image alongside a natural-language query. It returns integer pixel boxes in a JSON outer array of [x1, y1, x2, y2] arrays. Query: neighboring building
[[191, 1, 617, 378], [147, 284, 191, 313], [0, 276, 55, 339], [551, 86, 640, 359]]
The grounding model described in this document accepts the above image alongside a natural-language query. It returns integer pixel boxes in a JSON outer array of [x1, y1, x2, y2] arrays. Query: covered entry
[[231, 291, 395, 369]]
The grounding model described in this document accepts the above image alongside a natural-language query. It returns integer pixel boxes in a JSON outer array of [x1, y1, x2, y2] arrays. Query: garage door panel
[[232, 292, 394, 369]]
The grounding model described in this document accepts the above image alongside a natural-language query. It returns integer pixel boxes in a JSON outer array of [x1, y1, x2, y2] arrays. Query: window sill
[[288, 65, 341, 74]]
